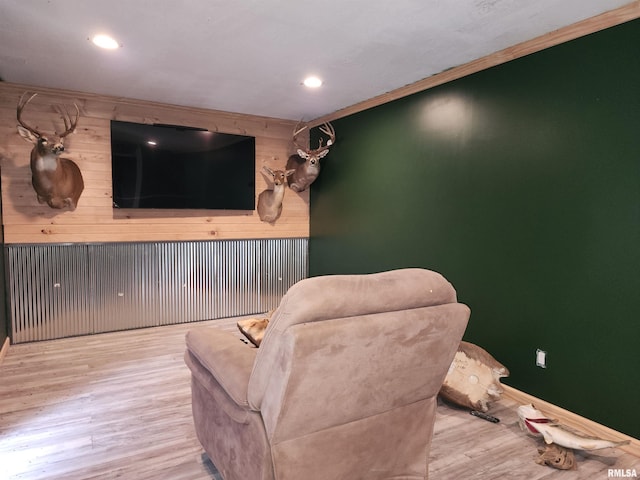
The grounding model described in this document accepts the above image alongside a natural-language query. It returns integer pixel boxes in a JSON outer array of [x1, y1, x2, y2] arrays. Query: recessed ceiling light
[[303, 76, 323, 88], [91, 34, 119, 50], [147, 140, 157, 146]]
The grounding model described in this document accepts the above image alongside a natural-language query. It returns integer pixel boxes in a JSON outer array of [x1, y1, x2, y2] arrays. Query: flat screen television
[[110, 120, 256, 210]]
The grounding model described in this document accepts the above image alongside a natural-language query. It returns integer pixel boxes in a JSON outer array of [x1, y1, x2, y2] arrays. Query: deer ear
[[317, 149, 330, 159], [285, 169, 296, 176], [17, 125, 38, 144], [262, 166, 275, 176], [297, 149, 310, 160]]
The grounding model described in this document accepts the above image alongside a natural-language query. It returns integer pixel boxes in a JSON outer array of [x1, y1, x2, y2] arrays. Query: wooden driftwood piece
[[536, 444, 577, 470], [237, 310, 274, 347], [439, 341, 509, 412], [237, 318, 269, 347]]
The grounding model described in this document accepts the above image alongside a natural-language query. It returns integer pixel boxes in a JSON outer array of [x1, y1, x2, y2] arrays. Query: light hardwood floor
[[1, 318, 637, 480]]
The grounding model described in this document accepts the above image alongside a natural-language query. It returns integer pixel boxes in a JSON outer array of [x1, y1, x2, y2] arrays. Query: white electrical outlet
[[536, 349, 547, 368]]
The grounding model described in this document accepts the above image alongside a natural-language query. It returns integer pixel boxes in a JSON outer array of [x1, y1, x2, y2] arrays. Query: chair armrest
[[185, 327, 257, 408]]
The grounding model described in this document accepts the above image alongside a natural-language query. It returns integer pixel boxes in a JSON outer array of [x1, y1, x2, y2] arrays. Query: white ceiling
[[0, 0, 634, 121]]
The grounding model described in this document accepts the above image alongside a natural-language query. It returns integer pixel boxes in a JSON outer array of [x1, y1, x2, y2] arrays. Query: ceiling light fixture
[[91, 34, 119, 50], [303, 76, 323, 88]]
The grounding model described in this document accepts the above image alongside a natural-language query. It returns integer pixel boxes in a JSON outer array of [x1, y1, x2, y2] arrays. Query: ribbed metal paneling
[[90, 242, 161, 333], [259, 238, 309, 307], [7, 244, 92, 342], [6, 238, 308, 343]]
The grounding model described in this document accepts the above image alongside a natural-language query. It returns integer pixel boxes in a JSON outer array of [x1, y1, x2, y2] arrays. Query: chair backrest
[[247, 268, 470, 443]]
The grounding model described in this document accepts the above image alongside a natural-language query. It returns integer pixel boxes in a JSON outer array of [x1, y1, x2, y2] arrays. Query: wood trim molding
[[0, 337, 9, 366], [310, 1, 640, 126], [502, 384, 639, 457]]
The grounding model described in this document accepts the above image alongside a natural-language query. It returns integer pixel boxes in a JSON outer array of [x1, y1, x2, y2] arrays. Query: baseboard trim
[[0, 337, 9, 366], [502, 384, 639, 457]]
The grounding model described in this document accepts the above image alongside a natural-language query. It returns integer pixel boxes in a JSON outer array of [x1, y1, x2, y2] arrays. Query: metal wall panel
[[6, 244, 91, 343], [89, 242, 161, 333], [259, 238, 309, 308], [6, 239, 308, 343]]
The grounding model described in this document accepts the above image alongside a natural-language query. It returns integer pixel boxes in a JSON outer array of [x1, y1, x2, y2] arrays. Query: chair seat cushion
[[186, 327, 258, 407]]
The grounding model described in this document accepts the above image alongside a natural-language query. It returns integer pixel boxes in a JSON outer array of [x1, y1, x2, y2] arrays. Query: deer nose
[[53, 145, 65, 153]]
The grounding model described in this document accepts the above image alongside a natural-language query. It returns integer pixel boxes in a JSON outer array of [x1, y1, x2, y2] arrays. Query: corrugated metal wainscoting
[[6, 238, 308, 343]]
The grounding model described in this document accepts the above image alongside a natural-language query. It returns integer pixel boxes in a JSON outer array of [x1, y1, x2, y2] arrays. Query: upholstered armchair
[[184, 268, 470, 480]]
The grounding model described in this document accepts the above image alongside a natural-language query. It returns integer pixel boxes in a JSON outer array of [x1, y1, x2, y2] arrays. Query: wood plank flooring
[[1, 318, 637, 479]]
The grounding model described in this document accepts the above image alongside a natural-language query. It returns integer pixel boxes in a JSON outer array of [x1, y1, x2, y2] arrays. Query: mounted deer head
[[16, 92, 85, 210], [257, 166, 295, 223], [286, 121, 335, 192]]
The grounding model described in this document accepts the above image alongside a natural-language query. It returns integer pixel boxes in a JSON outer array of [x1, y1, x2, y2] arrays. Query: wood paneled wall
[[0, 82, 309, 244]]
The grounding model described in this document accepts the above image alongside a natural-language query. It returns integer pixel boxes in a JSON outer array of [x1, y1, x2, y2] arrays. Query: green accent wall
[[309, 19, 640, 438]]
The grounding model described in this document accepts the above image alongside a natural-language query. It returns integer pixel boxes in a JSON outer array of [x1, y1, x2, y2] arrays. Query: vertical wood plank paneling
[[0, 82, 309, 244]]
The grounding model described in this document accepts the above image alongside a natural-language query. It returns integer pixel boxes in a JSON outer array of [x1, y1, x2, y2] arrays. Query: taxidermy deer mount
[[257, 166, 295, 223], [16, 92, 85, 210], [286, 121, 335, 192]]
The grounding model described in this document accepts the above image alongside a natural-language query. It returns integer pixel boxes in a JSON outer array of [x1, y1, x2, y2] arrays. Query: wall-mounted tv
[[110, 120, 256, 210]]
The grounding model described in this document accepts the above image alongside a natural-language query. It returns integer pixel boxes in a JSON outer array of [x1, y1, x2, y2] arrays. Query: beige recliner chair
[[184, 268, 470, 480]]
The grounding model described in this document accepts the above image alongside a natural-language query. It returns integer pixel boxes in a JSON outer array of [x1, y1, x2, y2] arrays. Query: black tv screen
[[110, 120, 256, 210]]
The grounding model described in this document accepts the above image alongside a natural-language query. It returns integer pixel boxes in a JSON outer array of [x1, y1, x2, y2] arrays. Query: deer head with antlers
[[16, 92, 85, 210], [285, 121, 335, 192]]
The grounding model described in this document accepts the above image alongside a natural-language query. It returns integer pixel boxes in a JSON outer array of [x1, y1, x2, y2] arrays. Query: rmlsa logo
[[608, 469, 638, 478]]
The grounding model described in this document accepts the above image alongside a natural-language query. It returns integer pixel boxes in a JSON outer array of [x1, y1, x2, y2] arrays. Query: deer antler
[[317, 122, 335, 149], [16, 92, 44, 138], [292, 121, 309, 152], [55, 103, 80, 138], [292, 121, 335, 154], [17, 92, 80, 139]]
